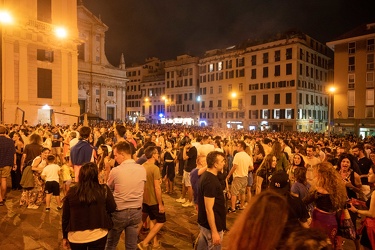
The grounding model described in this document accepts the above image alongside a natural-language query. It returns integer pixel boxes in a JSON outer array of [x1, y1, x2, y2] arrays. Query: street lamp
[[328, 86, 336, 137], [0, 9, 13, 123]]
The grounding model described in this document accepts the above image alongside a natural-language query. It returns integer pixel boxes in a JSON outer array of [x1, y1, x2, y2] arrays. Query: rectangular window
[[286, 48, 292, 60], [274, 65, 280, 76], [201, 101, 205, 108], [263, 53, 269, 64], [251, 55, 256, 66], [367, 54, 374, 70], [37, 0, 51, 23], [348, 74, 355, 89], [366, 107, 374, 118], [262, 109, 269, 119], [78, 44, 85, 60], [368, 39, 375, 52], [251, 95, 256, 105], [209, 64, 214, 72], [348, 56, 355, 72], [348, 108, 355, 118], [228, 100, 232, 109], [274, 94, 280, 104], [306, 94, 309, 105], [274, 109, 280, 119], [226, 60, 232, 69], [263, 95, 268, 105], [366, 89, 374, 106], [286, 109, 292, 119], [237, 58, 245, 67], [275, 50, 281, 62], [217, 100, 222, 108], [367, 72, 374, 88], [218, 61, 223, 71], [299, 93, 302, 104], [108, 91, 114, 97], [209, 100, 213, 108], [348, 90, 355, 106], [263, 67, 269, 78], [37, 68, 52, 98], [218, 85, 222, 94], [239, 83, 243, 91], [37, 49, 54, 62], [348, 42, 356, 54], [210, 86, 213, 94], [228, 84, 232, 92], [286, 93, 292, 104], [251, 69, 256, 79], [286, 63, 292, 75]]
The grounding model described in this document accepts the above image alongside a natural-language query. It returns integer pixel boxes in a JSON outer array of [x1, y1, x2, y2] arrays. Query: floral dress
[[20, 156, 47, 207]]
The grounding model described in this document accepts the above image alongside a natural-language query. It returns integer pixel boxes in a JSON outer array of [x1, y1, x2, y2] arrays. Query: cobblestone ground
[[0, 175, 355, 250]]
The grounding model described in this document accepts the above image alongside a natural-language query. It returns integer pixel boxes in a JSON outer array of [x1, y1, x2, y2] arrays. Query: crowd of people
[[1, 121, 375, 249]]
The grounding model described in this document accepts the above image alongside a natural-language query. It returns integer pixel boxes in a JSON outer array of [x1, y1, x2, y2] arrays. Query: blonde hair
[[313, 162, 347, 210]]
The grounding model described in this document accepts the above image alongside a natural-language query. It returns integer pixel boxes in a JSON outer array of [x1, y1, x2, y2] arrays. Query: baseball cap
[[269, 170, 290, 194]]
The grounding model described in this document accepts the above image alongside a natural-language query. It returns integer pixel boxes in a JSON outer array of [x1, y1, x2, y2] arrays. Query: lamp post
[[0, 9, 13, 123], [328, 86, 336, 137]]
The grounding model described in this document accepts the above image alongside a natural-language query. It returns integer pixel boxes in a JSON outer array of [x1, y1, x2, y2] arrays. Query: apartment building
[[164, 55, 200, 125], [327, 23, 375, 137], [199, 31, 332, 131], [126, 57, 165, 123], [1, 0, 80, 125], [77, 3, 127, 121]]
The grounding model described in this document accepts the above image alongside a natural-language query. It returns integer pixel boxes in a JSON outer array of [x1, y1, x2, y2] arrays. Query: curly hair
[[312, 162, 347, 210]]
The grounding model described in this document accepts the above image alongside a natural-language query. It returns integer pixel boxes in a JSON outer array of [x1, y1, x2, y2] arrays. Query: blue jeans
[[105, 208, 142, 250], [197, 225, 223, 250]]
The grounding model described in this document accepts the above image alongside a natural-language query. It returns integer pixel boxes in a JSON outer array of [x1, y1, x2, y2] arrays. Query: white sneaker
[[27, 204, 39, 209], [182, 201, 194, 207], [176, 197, 186, 203]]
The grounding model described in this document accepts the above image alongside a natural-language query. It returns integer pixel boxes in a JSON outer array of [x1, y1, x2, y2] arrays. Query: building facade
[[164, 55, 200, 125], [199, 32, 332, 132], [77, 3, 127, 122], [126, 57, 165, 123], [327, 23, 375, 137], [1, 0, 80, 125]]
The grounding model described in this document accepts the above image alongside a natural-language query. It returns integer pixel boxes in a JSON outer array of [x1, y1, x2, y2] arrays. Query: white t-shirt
[[232, 151, 253, 178], [198, 143, 215, 157], [41, 164, 60, 182]]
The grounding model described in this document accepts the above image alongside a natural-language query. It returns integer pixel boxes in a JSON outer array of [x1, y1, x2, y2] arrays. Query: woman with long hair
[[228, 190, 288, 250], [349, 165, 375, 249], [270, 141, 289, 172], [304, 162, 347, 249], [20, 133, 43, 172], [162, 139, 176, 194], [288, 153, 306, 185], [253, 142, 265, 172], [96, 145, 110, 184], [336, 153, 362, 249], [255, 154, 277, 194], [20, 147, 50, 208], [62, 162, 116, 250], [12, 132, 24, 190]]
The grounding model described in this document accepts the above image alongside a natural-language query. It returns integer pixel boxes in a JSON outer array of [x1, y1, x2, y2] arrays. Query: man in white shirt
[[226, 141, 253, 212]]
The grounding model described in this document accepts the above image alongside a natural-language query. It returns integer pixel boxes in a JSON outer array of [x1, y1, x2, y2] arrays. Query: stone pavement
[[0, 175, 237, 250], [0, 175, 356, 250]]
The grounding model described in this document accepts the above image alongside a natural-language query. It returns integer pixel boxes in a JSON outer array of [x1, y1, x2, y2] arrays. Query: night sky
[[82, 0, 374, 67]]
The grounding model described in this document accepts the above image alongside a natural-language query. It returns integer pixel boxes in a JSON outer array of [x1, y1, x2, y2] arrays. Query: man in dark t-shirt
[[197, 151, 226, 249]]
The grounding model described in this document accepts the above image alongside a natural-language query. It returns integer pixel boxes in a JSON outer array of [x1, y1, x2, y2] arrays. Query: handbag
[[336, 208, 356, 240]]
